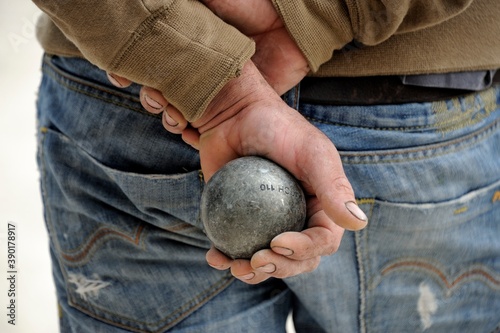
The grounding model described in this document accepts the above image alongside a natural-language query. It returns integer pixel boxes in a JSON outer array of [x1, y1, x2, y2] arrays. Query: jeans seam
[[306, 116, 434, 132], [354, 199, 375, 333], [60, 224, 146, 266], [304, 85, 499, 132], [356, 229, 367, 333], [340, 117, 498, 164], [380, 259, 500, 291]]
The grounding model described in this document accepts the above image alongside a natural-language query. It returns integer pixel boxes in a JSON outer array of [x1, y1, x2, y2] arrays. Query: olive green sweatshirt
[[33, 0, 500, 121]]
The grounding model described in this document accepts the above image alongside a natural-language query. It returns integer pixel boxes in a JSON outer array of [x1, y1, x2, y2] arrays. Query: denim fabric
[[37, 55, 500, 333], [287, 85, 500, 333]]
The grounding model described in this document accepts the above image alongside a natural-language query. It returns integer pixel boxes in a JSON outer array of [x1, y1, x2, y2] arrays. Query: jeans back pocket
[[39, 128, 233, 332]]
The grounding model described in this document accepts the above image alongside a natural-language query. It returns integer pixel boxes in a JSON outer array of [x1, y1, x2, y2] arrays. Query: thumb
[[282, 124, 368, 231], [316, 173, 368, 231]]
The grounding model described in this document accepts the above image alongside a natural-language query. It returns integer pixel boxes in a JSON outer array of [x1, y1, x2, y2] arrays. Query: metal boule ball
[[200, 156, 307, 259]]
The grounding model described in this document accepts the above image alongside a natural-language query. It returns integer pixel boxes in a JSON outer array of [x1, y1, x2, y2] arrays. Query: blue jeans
[[37, 54, 500, 333]]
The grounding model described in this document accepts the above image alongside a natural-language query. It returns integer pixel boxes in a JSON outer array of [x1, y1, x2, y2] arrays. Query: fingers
[[271, 209, 345, 260], [106, 72, 132, 88], [206, 244, 324, 284], [205, 209, 345, 283], [161, 105, 186, 134], [206, 246, 271, 284], [287, 121, 368, 231], [246, 210, 343, 281], [206, 246, 232, 270], [315, 172, 368, 231], [231, 260, 272, 284], [140, 86, 164, 114], [108, 76, 199, 146], [106, 72, 192, 137], [139, 86, 189, 135], [251, 249, 321, 279]]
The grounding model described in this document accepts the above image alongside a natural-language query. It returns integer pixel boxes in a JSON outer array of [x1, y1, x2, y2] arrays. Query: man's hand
[[106, 2, 368, 284], [189, 60, 367, 284], [109, 60, 367, 284]]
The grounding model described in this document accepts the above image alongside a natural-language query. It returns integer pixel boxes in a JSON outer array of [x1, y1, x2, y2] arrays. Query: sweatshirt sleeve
[[271, 0, 474, 72], [32, 0, 255, 121]]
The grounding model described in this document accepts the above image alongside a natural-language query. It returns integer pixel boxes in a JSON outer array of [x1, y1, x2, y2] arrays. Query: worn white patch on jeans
[[67, 273, 110, 301], [417, 283, 437, 330]]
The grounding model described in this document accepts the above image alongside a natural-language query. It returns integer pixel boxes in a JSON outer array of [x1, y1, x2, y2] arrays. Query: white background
[[0, 2, 58, 333]]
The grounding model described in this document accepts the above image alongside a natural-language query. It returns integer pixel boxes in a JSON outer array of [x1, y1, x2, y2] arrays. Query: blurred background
[[0, 2, 58, 332]]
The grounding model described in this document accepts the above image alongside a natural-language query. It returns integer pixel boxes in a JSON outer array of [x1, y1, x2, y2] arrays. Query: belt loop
[[281, 84, 301, 111]]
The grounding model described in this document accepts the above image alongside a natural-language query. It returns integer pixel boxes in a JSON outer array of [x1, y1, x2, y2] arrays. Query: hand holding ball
[[201, 156, 306, 259]]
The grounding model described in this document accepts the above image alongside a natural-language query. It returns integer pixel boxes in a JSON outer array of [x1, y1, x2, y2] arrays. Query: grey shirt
[[402, 70, 497, 91]]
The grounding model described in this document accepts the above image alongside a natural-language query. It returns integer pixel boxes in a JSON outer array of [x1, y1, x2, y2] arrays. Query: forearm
[[32, 0, 255, 121], [272, 0, 474, 72]]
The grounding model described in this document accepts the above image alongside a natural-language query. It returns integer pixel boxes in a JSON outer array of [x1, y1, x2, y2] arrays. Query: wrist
[[191, 60, 278, 133]]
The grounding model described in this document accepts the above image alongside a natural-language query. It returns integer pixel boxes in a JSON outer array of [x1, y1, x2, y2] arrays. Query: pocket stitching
[[340, 117, 499, 164]]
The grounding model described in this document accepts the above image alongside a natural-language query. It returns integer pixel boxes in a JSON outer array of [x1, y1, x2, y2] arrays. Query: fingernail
[[144, 94, 163, 110], [272, 246, 294, 256], [256, 263, 276, 273], [240, 273, 255, 280], [163, 111, 179, 127], [345, 201, 368, 222], [107, 73, 124, 87]]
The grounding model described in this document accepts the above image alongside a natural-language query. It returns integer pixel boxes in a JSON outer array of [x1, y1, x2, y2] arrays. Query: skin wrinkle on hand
[[103, 0, 363, 284]]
